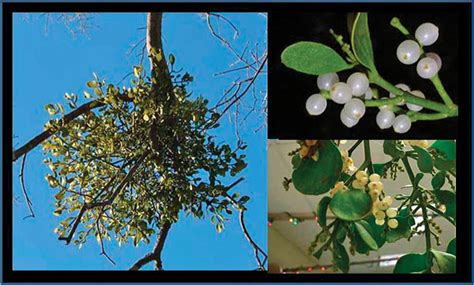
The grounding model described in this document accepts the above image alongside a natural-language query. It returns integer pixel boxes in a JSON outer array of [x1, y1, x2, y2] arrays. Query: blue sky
[[12, 12, 267, 270]]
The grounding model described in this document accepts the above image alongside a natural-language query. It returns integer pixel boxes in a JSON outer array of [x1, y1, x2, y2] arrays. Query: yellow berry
[[382, 196, 393, 206], [356, 170, 368, 180], [299, 145, 309, 157], [358, 176, 369, 186], [368, 181, 384, 192], [352, 180, 365, 190], [388, 218, 399, 229], [375, 218, 385, 226], [386, 208, 397, 218], [369, 173, 381, 182], [334, 181, 345, 190], [377, 201, 389, 211], [370, 190, 380, 201], [374, 210, 385, 220]]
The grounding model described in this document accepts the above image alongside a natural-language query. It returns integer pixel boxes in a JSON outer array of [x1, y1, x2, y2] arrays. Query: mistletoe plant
[[281, 13, 458, 133], [283, 140, 456, 273]]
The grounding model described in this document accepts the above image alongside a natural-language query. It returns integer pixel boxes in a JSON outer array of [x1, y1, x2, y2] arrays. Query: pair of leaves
[[394, 250, 456, 274], [292, 140, 343, 195], [281, 13, 375, 76]]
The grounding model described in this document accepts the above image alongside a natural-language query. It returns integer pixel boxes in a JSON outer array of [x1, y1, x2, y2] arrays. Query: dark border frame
[[2, 2, 472, 283]]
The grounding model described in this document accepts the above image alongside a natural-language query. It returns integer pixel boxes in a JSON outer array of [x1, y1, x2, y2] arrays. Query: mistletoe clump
[[41, 53, 248, 250], [284, 140, 456, 274]]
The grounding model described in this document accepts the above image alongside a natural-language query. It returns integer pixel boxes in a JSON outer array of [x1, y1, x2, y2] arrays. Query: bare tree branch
[[19, 153, 35, 219], [129, 221, 172, 270]]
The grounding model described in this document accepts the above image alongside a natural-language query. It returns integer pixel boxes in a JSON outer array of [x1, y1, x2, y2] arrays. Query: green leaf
[[433, 190, 456, 219], [351, 13, 376, 70], [86, 80, 97, 88], [413, 146, 433, 173], [313, 246, 324, 259], [447, 238, 456, 256], [330, 189, 372, 221], [431, 171, 446, 190], [83, 91, 92, 99], [169, 53, 176, 65], [373, 163, 387, 176], [291, 154, 302, 169], [281, 41, 353, 76], [383, 140, 404, 159], [335, 224, 347, 243], [354, 221, 378, 250], [292, 140, 343, 195], [431, 249, 456, 273], [386, 207, 415, 243], [365, 215, 386, 248], [316, 196, 331, 227], [333, 242, 350, 273], [393, 252, 430, 273], [430, 140, 456, 171]]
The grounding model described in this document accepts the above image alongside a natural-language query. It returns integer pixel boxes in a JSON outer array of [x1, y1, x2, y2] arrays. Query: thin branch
[[97, 219, 116, 265], [129, 221, 172, 270], [19, 154, 35, 219]]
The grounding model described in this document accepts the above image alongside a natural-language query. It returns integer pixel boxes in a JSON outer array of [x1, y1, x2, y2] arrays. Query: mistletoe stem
[[363, 140, 374, 175], [348, 139, 363, 156]]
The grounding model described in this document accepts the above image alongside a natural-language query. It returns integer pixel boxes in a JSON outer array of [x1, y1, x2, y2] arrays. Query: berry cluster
[[305, 22, 444, 134], [340, 149, 356, 173], [404, 139, 429, 148]]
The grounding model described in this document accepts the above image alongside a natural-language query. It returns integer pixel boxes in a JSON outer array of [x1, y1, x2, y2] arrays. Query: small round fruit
[[389, 83, 410, 106], [352, 180, 365, 190], [369, 173, 381, 182], [317, 73, 339, 91], [396, 40, 421, 65], [406, 90, 425, 112], [364, 88, 373, 100], [382, 196, 393, 206], [415, 23, 439, 46], [374, 210, 386, 220], [343, 98, 366, 119], [358, 176, 369, 186], [393, 115, 411, 134], [331, 82, 352, 104], [377, 201, 389, 211], [416, 57, 438, 79], [368, 181, 383, 192], [355, 170, 368, 180], [340, 109, 359, 128], [347, 72, 369, 96], [305, 94, 327, 116], [370, 190, 380, 201], [386, 208, 398, 218], [375, 218, 385, 226], [376, 110, 395, 130], [387, 218, 399, 229], [426, 52, 442, 71]]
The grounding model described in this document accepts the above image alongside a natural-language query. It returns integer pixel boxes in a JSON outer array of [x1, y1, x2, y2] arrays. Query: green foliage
[[41, 55, 248, 249], [292, 140, 343, 195], [433, 190, 456, 219], [413, 146, 433, 173], [316, 196, 331, 227], [281, 42, 353, 76], [446, 238, 456, 256], [431, 249, 456, 273], [351, 13, 376, 71], [354, 221, 378, 250], [385, 207, 415, 243], [330, 189, 372, 221], [394, 252, 430, 273]]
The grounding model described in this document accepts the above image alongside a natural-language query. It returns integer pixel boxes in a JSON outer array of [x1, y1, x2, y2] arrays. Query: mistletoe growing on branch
[[283, 139, 456, 273], [13, 12, 267, 270], [281, 12, 457, 133]]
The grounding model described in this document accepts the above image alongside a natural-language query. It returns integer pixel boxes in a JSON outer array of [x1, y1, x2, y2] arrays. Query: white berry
[[347, 72, 369, 97], [389, 83, 410, 106], [317, 73, 339, 91], [369, 173, 380, 182], [426, 52, 442, 71], [406, 90, 425, 112], [364, 88, 373, 100], [396, 40, 421, 65], [305, 94, 327, 116], [343, 98, 366, 120], [416, 57, 438, 79], [387, 218, 399, 229], [340, 109, 359, 128], [331, 82, 352, 104], [393, 114, 411, 134], [415, 23, 439, 46], [376, 110, 395, 130]]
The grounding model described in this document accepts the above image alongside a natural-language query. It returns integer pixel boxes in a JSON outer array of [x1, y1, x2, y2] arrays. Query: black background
[[268, 6, 469, 139], [2, 2, 472, 283]]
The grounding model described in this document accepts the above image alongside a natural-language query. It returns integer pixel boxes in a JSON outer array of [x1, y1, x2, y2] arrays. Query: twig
[[97, 219, 116, 265], [19, 154, 35, 219]]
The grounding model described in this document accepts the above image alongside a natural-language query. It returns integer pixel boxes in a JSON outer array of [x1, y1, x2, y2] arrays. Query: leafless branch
[[97, 219, 116, 265], [19, 154, 35, 219]]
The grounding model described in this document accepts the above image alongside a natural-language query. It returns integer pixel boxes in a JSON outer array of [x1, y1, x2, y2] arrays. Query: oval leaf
[[431, 249, 456, 273], [281, 41, 353, 76], [413, 146, 433, 173], [383, 140, 404, 159], [317, 196, 332, 227], [433, 190, 456, 219], [354, 221, 378, 250], [333, 242, 350, 273], [430, 140, 456, 171], [447, 238, 456, 256], [330, 189, 372, 221], [351, 13, 376, 70], [394, 252, 430, 273], [431, 171, 446, 190], [292, 140, 343, 195]]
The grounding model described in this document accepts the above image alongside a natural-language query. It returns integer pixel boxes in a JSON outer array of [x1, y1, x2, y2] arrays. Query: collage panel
[[268, 7, 469, 139], [268, 139, 457, 274]]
